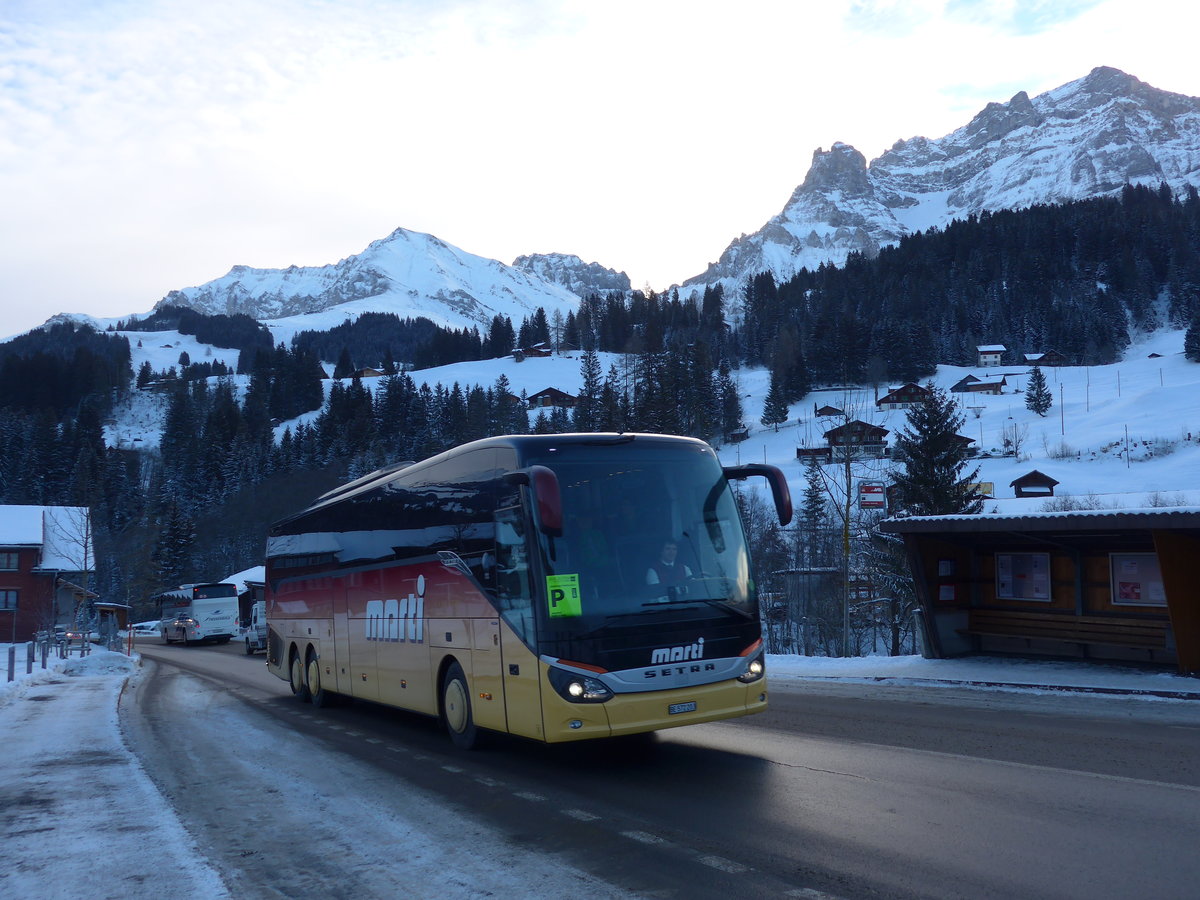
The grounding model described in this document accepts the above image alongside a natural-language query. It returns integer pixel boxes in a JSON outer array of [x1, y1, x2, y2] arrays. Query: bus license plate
[[668, 701, 697, 715]]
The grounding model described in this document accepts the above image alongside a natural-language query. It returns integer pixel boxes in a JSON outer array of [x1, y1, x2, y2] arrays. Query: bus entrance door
[[470, 618, 506, 733], [499, 623, 544, 740]]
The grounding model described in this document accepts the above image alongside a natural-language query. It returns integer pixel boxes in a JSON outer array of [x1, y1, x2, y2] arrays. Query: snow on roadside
[[0, 649, 231, 900]]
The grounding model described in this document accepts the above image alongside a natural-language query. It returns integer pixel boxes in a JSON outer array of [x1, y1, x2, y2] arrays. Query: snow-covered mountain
[[511, 253, 631, 296], [157, 227, 583, 332], [684, 67, 1200, 289]]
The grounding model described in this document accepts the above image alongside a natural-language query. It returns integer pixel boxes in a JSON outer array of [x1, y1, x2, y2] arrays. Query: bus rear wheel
[[306, 651, 335, 708], [441, 662, 478, 750], [289, 652, 311, 702]]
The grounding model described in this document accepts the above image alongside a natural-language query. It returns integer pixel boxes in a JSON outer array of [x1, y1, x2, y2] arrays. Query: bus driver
[[646, 539, 692, 600]]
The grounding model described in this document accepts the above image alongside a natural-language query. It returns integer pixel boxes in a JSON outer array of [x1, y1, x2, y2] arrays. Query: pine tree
[[572, 349, 603, 432], [1025, 364, 1053, 416], [599, 365, 623, 432], [760, 370, 789, 432], [800, 455, 829, 566], [890, 383, 983, 516], [333, 346, 354, 380], [717, 360, 743, 437], [151, 502, 196, 588], [1185, 312, 1200, 362], [802, 456, 827, 533]]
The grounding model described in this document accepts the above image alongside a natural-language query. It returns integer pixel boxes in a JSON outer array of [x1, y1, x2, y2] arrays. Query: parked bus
[[265, 433, 791, 748], [155, 583, 240, 645]]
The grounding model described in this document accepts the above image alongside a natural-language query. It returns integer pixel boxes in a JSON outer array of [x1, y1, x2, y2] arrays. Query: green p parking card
[[546, 573, 582, 618]]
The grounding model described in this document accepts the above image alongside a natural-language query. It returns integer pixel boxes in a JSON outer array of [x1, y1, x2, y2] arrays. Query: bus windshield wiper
[[639, 596, 753, 618]]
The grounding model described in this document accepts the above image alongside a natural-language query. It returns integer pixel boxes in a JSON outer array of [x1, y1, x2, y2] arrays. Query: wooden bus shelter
[[879, 509, 1200, 675]]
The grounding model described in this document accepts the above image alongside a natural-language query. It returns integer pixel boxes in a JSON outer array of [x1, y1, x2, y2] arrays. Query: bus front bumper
[[542, 676, 768, 743]]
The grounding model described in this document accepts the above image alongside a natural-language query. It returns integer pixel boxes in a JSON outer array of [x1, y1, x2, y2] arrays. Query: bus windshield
[[525, 441, 753, 634]]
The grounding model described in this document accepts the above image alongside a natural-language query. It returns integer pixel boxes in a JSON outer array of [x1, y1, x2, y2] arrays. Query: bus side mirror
[[723, 463, 793, 526], [504, 465, 563, 534]]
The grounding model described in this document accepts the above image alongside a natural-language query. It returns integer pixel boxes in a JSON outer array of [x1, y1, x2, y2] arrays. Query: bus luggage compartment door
[[469, 618, 505, 733]]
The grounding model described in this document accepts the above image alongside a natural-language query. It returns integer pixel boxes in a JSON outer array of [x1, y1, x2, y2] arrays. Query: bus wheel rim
[[445, 678, 468, 733], [307, 658, 321, 696], [291, 657, 304, 693]]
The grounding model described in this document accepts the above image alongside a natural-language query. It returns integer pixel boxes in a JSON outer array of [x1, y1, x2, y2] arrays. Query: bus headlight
[[737, 654, 765, 684], [547, 667, 613, 703]]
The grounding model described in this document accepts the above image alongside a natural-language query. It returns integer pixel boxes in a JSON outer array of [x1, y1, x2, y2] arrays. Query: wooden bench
[[962, 609, 1169, 652]]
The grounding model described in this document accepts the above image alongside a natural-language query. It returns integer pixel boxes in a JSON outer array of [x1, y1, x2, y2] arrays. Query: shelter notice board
[[996, 552, 1050, 600], [1110, 553, 1166, 606]]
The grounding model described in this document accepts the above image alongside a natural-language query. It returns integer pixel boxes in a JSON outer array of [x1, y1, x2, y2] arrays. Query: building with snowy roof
[[0, 505, 94, 642]]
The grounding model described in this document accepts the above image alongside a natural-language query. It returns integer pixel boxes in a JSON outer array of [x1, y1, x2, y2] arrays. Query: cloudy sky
[[2, 0, 1199, 337]]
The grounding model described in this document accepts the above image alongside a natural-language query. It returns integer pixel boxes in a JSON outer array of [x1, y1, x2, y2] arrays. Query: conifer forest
[[2, 184, 1199, 630]]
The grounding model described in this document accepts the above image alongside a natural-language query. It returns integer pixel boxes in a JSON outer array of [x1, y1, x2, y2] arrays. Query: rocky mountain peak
[[961, 89, 1043, 148], [795, 143, 872, 197], [683, 67, 1200, 292]]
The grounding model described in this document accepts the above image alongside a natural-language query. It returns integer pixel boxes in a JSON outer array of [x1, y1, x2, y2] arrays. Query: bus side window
[[492, 507, 531, 606]]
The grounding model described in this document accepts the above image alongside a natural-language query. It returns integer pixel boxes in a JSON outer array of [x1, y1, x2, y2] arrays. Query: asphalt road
[[128, 639, 1200, 899]]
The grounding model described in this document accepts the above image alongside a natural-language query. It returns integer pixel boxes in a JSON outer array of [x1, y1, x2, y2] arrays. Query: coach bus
[[264, 433, 791, 748], [155, 583, 240, 645]]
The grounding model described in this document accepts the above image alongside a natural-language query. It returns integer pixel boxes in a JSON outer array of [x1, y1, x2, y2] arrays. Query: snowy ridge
[[685, 67, 1200, 290], [511, 252, 632, 297], [159, 227, 583, 332]]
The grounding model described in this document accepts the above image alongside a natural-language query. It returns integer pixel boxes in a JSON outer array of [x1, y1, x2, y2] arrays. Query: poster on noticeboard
[[1110, 552, 1167, 606]]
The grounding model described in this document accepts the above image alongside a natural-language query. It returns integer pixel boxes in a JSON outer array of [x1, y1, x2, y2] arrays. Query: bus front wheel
[[441, 662, 478, 750], [289, 651, 311, 703]]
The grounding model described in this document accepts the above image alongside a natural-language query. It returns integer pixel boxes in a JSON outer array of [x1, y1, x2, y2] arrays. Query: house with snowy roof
[[977, 344, 1006, 366], [0, 505, 94, 641], [527, 387, 577, 409], [1023, 349, 1069, 367], [951, 374, 1008, 395], [876, 382, 932, 410]]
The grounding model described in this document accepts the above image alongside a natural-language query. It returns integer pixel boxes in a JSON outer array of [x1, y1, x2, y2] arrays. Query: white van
[[245, 600, 268, 655]]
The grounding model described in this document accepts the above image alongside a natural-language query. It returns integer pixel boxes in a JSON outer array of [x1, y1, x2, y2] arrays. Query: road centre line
[[562, 809, 599, 821], [622, 830, 668, 846], [698, 854, 747, 873]]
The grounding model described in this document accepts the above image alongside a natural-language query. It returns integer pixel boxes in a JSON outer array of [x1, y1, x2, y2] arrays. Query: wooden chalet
[[876, 382, 931, 410], [823, 420, 889, 460], [879, 509, 1200, 675], [1010, 470, 1059, 498], [527, 387, 577, 409], [814, 404, 844, 418], [796, 446, 832, 462], [513, 343, 553, 362], [725, 426, 750, 444], [951, 374, 1007, 395], [1023, 349, 1068, 367], [953, 434, 978, 457]]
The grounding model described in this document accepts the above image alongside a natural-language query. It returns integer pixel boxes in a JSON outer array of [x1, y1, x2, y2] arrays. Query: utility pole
[[843, 439, 852, 658]]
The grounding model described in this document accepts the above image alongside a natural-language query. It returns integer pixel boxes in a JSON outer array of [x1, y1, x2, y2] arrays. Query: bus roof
[[272, 432, 712, 531]]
